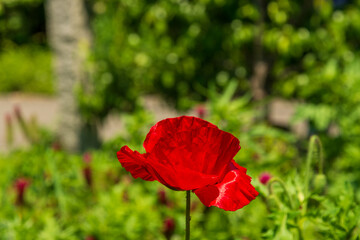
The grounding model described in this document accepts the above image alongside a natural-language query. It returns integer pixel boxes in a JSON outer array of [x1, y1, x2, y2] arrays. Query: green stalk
[[47, 150, 67, 216], [317, 138, 324, 174], [185, 190, 191, 240], [303, 135, 323, 213], [268, 178, 304, 239], [14, 107, 32, 143], [5, 114, 14, 146], [268, 178, 294, 209]]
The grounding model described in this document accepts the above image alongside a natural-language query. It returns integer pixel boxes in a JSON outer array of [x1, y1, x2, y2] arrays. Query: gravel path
[[0, 93, 183, 153]]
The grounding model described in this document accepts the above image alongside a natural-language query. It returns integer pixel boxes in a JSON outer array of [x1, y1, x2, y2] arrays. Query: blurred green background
[[0, 0, 360, 239]]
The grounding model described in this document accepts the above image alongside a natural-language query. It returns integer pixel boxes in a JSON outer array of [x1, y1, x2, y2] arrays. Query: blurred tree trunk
[[46, 0, 99, 152], [251, 0, 268, 101]]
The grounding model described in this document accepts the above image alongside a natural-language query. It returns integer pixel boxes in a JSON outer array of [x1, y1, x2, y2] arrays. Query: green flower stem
[[15, 110, 31, 143], [5, 115, 13, 146], [186, 190, 191, 240], [268, 178, 294, 209], [317, 138, 324, 175], [303, 135, 323, 213], [268, 178, 304, 239], [47, 150, 67, 217]]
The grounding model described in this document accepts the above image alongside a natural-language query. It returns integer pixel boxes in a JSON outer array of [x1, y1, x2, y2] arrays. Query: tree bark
[[250, 0, 268, 101], [46, 0, 97, 152]]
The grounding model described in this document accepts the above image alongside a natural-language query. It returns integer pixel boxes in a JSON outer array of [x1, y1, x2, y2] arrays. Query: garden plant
[[1, 0, 360, 239]]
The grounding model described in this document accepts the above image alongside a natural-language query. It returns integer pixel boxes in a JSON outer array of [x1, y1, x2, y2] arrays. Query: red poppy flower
[[117, 116, 258, 211]]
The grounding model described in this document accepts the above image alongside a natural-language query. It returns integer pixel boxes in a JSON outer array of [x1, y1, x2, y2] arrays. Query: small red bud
[[158, 189, 168, 206], [259, 172, 272, 185], [83, 166, 92, 188], [14, 178, 30, 206], [163, 217, 175, 240]]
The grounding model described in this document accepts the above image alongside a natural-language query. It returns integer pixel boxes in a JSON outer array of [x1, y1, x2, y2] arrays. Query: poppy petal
[[146, 118, 240, 177], [143, 116, 217, 153], [193, 160, 258, 211], [117, 146, 155, 181], [144, 153, 220, 190]]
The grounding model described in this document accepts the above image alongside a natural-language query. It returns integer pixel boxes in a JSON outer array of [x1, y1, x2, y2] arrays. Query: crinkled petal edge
[[117, 146, 155, 181], [193, 160, 259, 211]]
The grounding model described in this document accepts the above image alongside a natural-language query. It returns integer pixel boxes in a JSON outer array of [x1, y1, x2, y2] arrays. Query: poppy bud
[[158, 189, 168, 206], [298, 192, 304, 203], [266, 194, 279, 211], [82, 152, 93, 188], [14, 178, 30, 206], [163, 217, 175, 240], [259, 172, 272, 185], [83, 166, 92, 188], [313, 174, 327, 193]]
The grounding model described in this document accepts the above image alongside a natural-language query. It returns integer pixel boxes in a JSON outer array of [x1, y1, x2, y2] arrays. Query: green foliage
[[205, 81, 298, 170], [1, 0, 360, 238], [271, 1, 360, 103], [4, 88, 360, 239], [81, 0, 257, 118], [1, 126, 359, 239], [259, 136, 360, 240], [81, 0, 360, 121], [0, 0, 46, 47], [0, 0, 52, 95], [0, 46, 53, 94]]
